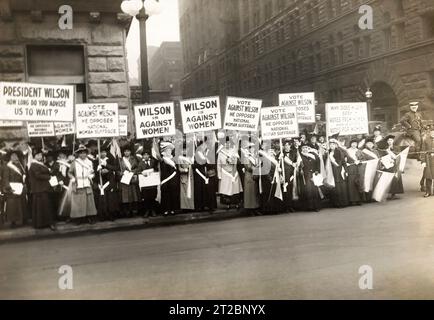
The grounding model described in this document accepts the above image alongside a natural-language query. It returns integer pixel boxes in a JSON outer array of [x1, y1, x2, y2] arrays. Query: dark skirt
[[120, 183, 140, 204], [194, 176, 217, 210], [32, 193, 54, 229], [97, 190, 120, 218], [160, 179, 180, 212], [347, 174, 362, 203], [329, 181, 350, 207], [301, 180, 321, 211], [5, 194, 26, 225]]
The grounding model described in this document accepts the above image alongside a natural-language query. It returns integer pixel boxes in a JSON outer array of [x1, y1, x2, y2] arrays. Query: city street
[[1, 160, 434, 299]]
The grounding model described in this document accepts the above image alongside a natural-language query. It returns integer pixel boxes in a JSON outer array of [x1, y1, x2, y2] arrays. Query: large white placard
[[75, 103, 119, 139], [279, 92, 315, 123], [326, 102, 369, 136], [223, 96, 262, 132], [119, 115, 128, 137], [0, 82, 74, 122], [260, 106, 299, 140], [54, 122, 75, 136], [180, 96, 221, 133], [134, 102, 176, 139], [27, 121, 55, 137]]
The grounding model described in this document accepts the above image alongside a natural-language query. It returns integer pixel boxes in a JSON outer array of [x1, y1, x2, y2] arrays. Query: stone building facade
[[180, 0, 434, 129], [0, 0, 132, 137]]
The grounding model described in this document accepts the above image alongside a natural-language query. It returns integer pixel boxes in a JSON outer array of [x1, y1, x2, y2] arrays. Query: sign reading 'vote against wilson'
[[75, 103, 119, 139], [260, 106, 299, 140], [180, 96, 221, 134]]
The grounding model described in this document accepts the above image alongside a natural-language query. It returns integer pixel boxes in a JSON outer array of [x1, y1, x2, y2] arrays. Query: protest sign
[[75, 103, 119, 139], [223, 96, 262, 132], [0, 120, 23, 127], [0, 82, 74, 122], [54, 122, 75, 136], [180, 96, 221, 133], [279, 92, 315, 123], [119, 115, 128, 137], [27, 121, 55, 137], [325, 102, 369, 136], [260, 106, 299, 140], [134, 102, 176, 139]]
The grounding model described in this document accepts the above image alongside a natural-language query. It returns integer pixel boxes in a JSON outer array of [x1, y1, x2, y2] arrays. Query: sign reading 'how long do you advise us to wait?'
[[75, 103, 119, 139], [0, 82, 74, 122], [260, 106, 299, 140]]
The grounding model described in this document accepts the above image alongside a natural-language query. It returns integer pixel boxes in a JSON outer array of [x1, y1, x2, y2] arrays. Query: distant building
[[148, 41, 184, 101], [179, 0, 434, 129], [0, 0, 132, 139]]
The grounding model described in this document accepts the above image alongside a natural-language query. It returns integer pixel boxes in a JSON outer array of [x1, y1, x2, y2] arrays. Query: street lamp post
[[365, 88, 373, 121], [121, 0, 161, 104]]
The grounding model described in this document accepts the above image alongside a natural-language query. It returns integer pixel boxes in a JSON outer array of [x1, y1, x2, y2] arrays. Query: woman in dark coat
[[95, 149, 120, 221], [282, 140, 297, 213], [343, 139, 363, 205], [325, 139, 349, 208], [28, 149, 56, 230], [299, 143, 322, 212], [119, 145, 140, 217], [194, 141, 217, 212], [379, 135, 404, 199], [160, 142, 180, 215], [2, 150, 27, 227]]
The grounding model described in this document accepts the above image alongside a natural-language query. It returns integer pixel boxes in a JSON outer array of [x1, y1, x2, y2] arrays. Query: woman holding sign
[[2, 150, 27, 228], [68, 145, 97, 225], [119, 145, 140, 217]]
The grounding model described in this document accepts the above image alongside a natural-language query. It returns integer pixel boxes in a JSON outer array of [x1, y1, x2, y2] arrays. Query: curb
[[0, 209, 246, 244]]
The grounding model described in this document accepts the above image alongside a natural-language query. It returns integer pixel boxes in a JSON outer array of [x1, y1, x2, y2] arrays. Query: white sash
[[99, 181, 110, 196], [362, 149, 378, 159], [195, 168, 209, 184], [7, 162, 23, 177], [161, 171, 177, 186], [222, 168, 238, 183], [163, 156, 176, 169], [75, 158, 92, 171], [122, 157, 132, 171]]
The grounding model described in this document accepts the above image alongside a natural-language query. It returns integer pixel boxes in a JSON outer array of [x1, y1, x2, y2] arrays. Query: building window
[[329, 48, 336, 66], [353, 38, 360, 59], [384, 27, 392, 50], [337, 45, 344, 64], [423, 13, 434, 39], [27, 45, 86, 102], [363, 35, 371, 57]]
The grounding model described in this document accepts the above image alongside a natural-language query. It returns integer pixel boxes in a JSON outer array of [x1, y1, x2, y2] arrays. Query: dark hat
[[349, 138, 359, 145], [373, 125, 382, 132], [329, 132, 340, 140], [376, 138, 389, 151], [75, 144, 88, 154], [364, 136, 375, 144], [385, 135, 395, 141], [86, 139, 98, 148]]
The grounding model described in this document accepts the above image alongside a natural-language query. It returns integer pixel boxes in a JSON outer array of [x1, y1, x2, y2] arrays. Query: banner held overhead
[[325, 102, 369, 137], [0, 82, 74, 122], [75, 103, 119, 139], [279, 92, 315, 124], [134, 102, 176, 139], [260, 106, 299, 140], [180, 96, 221, 134], [223, 96, 262, 132]]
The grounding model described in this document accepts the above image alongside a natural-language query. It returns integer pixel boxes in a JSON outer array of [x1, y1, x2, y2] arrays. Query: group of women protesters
[[0, 125, 408, 230]]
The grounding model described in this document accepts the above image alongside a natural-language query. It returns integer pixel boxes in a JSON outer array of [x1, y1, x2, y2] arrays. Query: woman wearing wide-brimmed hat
[[28, 148, 56, 230], [68, 144, 97, 225]]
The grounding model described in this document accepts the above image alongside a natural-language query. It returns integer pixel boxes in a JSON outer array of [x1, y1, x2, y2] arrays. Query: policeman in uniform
[[400, 102, 424, 152]]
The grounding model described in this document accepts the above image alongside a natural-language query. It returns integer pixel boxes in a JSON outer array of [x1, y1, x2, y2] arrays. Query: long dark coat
[[96, 155, 121, 218], [28, 162, 54, 228], [119, 156, 140, 204], [326, 149, 349, 207], [299, 152, 321, 211], [345, 148, 363, 203], [422, 138, 434, 180], [2, 161, 27, 225], [160, 158, 180, 212]]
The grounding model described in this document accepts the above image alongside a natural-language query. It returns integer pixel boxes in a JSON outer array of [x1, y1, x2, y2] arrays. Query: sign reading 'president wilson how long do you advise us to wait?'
[[134, 102, 176, 139], [75, 103, 119, 139], [260, 106, 299, 140], [325, 102, 369, 137], [0, 82, 74, 122], [223, 96, 262, 132], [180, 96, 221, 134]]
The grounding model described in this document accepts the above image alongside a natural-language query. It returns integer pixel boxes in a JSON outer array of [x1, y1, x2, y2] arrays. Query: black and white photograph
[[1, 0, 434, 307]]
